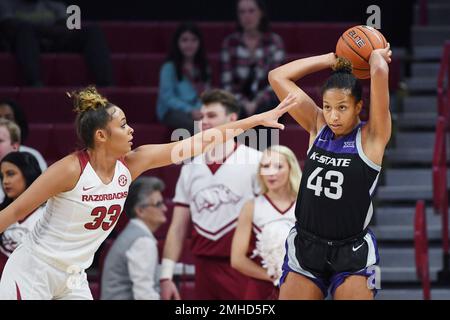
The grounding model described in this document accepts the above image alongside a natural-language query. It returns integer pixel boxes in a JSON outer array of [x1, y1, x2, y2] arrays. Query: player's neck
[[86, 148, 118, 183]]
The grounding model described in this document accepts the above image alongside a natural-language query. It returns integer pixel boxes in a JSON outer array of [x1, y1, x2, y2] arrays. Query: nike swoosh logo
[[352, 243, 364, 252], [83, 186, 94, 191], [318, 138, 328, 142]]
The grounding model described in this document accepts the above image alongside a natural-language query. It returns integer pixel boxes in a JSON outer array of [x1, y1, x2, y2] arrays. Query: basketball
[[336, 25, 387, 79]]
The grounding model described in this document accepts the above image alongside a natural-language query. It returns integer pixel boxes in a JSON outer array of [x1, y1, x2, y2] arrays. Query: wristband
[[160, 258, 176, 280]]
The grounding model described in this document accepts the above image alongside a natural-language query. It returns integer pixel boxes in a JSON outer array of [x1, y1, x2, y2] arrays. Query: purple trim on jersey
[[314, 123, 364, 154], [368, 229, 380, 264], [329, 268, 378, 298], [279, 226, 379, 299], [279, 236, 328, 297], [329, 229, 379, 298], [279, 240, 290, 285]]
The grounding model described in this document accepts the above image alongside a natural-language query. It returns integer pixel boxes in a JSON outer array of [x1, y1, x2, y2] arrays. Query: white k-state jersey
[[173, 143, 262, 257], [24, 150, 131, 272], [252, 194, 296, 235]]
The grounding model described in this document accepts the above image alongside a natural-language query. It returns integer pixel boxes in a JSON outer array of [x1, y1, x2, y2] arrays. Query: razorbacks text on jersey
[[24, 150, 132, 272], [295, 123, 381, 240]]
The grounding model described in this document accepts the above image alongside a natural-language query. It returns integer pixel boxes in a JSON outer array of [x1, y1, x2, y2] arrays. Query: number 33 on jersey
[[27, 150, 131, 271]]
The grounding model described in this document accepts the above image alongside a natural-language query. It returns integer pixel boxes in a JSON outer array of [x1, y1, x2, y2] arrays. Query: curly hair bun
[[332, 57, 353, 75], [67, 86, 109, 114]]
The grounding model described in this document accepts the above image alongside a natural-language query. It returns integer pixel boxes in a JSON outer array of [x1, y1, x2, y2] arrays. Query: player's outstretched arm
[[0, 154, 80, 233], [268, 53, 336, 135], [231, 200, 273, 282], [125, 94, 297, 179], [366, 43, 392, 149]]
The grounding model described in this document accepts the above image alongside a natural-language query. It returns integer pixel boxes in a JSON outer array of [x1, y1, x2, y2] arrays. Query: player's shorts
[[279, 224, 379, 298], [0, 244, 92, 300]]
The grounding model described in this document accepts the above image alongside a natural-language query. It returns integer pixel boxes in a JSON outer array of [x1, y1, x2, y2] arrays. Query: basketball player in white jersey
[[160, 89, 263, 300], [231, 145, 301, 299], [0, 86, 296, 300]]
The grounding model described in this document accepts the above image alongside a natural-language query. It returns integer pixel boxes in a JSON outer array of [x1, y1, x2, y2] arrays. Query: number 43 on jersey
[[307, 167, 344, 200]]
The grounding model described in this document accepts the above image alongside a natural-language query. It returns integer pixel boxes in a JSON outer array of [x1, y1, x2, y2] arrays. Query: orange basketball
[[336, 25, 387, 79]]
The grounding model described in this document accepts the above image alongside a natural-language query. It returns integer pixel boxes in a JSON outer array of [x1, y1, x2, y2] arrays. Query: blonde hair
[[257, 145, 302, 197], [0, 118, 21, 144]]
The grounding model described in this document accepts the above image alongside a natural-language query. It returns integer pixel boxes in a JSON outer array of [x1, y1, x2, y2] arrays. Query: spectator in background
[[231, 145, 300, 300], [0, 151, 43, 275], [101, 177, 168, 300], [0, 0, 113, 87], [0, 100, 47, 171], [156, 22, 211, 135], [160, 89, 262, 300], [0, 119, 20, 202], [221, 0, 285, 118]]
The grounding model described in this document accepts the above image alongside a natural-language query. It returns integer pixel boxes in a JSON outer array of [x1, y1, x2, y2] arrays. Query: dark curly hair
[[68, 86, 116, 149], [321, 57, 362, 102]]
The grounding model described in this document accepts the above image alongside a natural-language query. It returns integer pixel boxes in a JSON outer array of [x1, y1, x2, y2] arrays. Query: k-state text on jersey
[[309, 152, 351, 167]]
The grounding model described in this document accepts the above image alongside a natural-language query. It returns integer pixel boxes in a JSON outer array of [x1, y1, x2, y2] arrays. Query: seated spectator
[[0, 118, 21, 201], [0, 151, 43, 274], [156, 22, 211, 135], [0, 100, 47, 171], [0, 0, 113, 87], [221, 0, 285, 118], [231, 145, 301, 300], [101, 177, 168, 300]]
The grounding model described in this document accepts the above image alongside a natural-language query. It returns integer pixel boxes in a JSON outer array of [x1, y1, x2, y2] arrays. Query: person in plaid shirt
[[221, 0, 285, 118]]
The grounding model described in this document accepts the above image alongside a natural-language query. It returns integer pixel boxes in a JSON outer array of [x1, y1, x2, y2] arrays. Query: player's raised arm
[[0, 154, 80, 233], [268, 53, 336, 134], [366, 43, 392, 148], [125, 94, 297, 179]]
